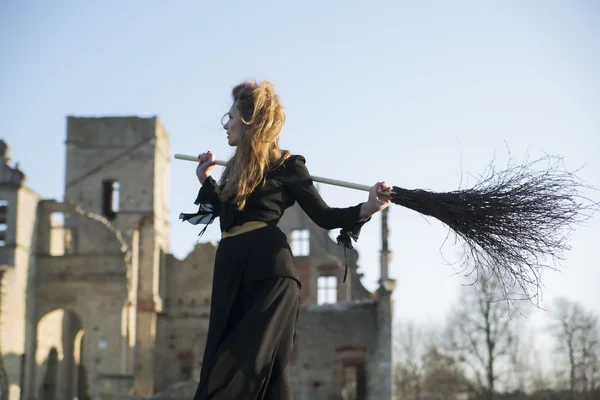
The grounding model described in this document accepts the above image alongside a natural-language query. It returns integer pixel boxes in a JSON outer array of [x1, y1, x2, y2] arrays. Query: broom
[[174, 152, 599, 303]]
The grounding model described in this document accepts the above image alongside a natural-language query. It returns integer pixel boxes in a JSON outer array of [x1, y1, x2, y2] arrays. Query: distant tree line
[[393, 274, 599, 400]]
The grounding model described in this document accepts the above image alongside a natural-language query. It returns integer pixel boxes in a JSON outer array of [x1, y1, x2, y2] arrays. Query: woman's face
[[222, 102, 243, 147]]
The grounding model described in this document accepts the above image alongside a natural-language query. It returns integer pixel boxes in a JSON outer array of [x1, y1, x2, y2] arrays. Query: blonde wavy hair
[[217, 80, 291, 210]]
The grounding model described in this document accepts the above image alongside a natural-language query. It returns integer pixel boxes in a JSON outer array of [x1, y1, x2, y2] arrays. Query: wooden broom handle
[[173, 153, 385, 193]]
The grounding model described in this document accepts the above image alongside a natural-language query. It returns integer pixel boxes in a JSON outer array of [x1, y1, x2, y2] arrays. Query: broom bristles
[[390, 154, 599, 306]]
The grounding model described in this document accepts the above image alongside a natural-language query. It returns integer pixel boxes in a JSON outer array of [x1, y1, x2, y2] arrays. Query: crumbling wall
[[290, 301, 378, 400], [34, 199, 132, 400], [154, 242, 216, 391]]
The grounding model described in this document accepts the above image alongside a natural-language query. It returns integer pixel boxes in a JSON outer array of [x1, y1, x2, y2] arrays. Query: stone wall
[[0, 155, 40, 400], [0, 115, 393, 400], [34, 199, 132, 400], [290, 301, 378, 400], [154, 242, 216, 390], [63, 116, 171, 397]]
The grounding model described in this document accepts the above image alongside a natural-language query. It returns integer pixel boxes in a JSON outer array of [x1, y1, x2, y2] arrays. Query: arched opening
[[40, 347, 58, 400], [73, 329, 89, 400], [336, 346, 367, 400], [36, 309, 89, 400]]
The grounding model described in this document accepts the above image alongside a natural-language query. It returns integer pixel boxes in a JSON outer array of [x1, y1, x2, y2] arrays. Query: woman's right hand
[[196, 151, 216, 184]]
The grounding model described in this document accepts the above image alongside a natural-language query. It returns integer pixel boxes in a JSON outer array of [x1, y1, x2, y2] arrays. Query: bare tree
[[578, 319, 600, 396], [394, 321, 469, 400], [527, 344, 552, 394], [550, 298, 600, 399], [506, 321, 533, 394], [443, 275, 522, 400], [421, 343, 470, 400], [393, 322, 427, 399]]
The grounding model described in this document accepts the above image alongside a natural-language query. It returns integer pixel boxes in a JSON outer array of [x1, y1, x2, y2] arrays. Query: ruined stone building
[[0, 116, 395, 400]]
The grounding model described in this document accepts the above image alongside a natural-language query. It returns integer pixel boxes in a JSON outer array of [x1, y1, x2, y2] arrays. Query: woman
[[181, 80, 391, 399]]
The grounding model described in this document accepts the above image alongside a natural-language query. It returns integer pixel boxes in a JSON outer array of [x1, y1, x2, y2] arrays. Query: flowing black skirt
[[193, 224, 301, 400]]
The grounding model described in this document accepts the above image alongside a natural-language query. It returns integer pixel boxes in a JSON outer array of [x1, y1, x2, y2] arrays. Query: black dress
[[180, 155, 370, 399]]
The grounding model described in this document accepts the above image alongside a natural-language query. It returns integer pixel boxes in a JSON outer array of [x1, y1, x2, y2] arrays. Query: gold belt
[[221, 221, 268, 239]]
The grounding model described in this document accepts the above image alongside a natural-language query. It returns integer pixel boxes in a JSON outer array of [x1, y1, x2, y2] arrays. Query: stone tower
[[1, 115, 395, 399], [64, 116, 170, 246], [0, 140, 40, 400], [373, 207, 396, 398], [64, 116, 170, 395]]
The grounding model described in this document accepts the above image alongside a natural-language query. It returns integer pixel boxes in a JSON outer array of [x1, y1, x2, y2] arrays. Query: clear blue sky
[[1, 0, 598, 347]]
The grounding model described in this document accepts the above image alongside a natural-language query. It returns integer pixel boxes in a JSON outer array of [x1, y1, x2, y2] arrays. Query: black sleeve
[[179, 176, 221, 228], [194, 176, 221, 213], [283, 156, 369, 231]]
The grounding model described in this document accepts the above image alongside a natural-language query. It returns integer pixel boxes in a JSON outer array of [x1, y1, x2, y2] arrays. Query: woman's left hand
[[365, 181, 393, 215]]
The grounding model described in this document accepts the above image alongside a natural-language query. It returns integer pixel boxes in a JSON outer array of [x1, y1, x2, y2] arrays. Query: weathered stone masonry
[[0, 116, 394, 400]]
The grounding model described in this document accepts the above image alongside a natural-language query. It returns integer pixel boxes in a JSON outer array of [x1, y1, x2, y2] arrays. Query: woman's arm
[[179, 149, 223, 229], [283, 156, 389, 230], [194, 176, 221, 212], [179, 177, 221, 230], [193, 150, 221, 212]]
